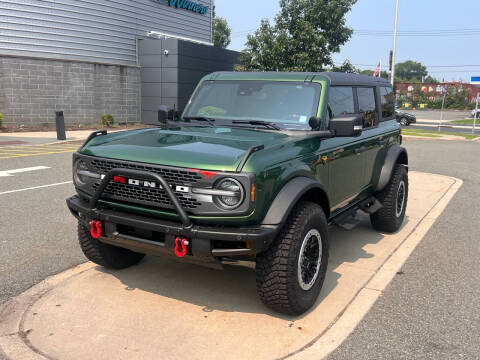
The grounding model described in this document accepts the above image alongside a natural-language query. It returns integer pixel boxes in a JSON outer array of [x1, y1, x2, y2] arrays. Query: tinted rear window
[[357, 87, 377, 128], [380, 87, 395, 119]]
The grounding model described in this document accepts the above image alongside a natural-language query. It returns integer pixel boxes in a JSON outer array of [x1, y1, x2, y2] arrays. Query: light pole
[[391, 0, 399, 87], [473, 92, 479, 134]]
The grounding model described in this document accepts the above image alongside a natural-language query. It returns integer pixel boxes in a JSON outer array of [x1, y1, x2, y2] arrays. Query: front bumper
[[67, 195, 279, 265]]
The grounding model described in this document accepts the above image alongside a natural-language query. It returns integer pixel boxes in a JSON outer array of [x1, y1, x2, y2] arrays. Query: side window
[[380, 87, 394, 119], [328, 87, 355, 118], [357, 87, 377, 128]]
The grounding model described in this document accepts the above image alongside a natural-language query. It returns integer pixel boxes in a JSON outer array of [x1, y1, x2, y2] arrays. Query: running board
[[332, 207, 360, 230], [332, 197, 382, 230], [359, 197, 383, 214]]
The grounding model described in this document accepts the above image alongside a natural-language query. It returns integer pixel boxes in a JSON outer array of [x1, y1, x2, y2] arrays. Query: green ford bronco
[[67, 72, 408, 315]]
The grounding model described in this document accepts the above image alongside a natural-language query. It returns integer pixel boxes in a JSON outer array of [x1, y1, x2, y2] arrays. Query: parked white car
[[471, 109, 480, 118]]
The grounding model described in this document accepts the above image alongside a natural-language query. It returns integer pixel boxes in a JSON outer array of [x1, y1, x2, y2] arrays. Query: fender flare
[[376, 145, 408, 192], [261, 177, 330, 226]]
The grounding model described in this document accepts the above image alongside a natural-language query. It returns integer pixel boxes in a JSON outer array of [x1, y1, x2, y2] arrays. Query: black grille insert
[[90, 159, 204, 210]]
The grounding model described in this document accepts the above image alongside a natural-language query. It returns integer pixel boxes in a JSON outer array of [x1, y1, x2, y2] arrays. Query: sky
[[215, 0, 480, 82]]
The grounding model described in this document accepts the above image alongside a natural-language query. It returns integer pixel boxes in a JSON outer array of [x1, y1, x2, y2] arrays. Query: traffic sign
[[471, 76, 480, 85]]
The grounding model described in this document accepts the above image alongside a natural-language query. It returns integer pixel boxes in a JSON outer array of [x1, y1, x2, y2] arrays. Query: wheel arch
[[375, 145, 408, 192], [261, 177, 331, 226]]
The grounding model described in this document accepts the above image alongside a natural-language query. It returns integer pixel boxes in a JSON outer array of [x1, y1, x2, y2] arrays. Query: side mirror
[[158, 105, 176, 123], [329, 114, 363, 137]]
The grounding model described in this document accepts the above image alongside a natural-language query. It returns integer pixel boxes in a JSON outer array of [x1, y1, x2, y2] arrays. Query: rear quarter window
[[357, 87, 377, 128], [380, 87, 395, 119]]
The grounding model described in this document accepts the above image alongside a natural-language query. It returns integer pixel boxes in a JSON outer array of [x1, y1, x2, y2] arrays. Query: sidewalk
[[0, 129, 125, 141], [0, 129, 133, 147]]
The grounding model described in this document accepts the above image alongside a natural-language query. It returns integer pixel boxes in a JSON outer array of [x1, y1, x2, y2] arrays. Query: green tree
[[360, 69, 389, 79], [241, 0, 357, 71], [332, 60, 359, 73], [395, 60, 428, 82], [212, 6, 231, 49], [423, 75, 439, 84]]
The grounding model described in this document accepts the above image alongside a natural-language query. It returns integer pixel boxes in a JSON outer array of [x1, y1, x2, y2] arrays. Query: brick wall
[[0, 56, 141, 127]]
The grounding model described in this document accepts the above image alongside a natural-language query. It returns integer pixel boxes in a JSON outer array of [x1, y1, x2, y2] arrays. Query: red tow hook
[[174, 237, 189, 258], [90, 220, 102, 239]]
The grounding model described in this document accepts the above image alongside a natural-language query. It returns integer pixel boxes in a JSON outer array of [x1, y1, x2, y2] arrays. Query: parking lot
[[1, 136, 480, 359]]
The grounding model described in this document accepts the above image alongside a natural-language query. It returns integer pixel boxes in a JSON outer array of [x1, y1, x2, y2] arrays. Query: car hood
[[79, 127, 290, 172]]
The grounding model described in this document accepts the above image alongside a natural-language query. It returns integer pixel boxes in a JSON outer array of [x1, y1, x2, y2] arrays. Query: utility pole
[[438, 90, 447, 132], [391, 0, 399, 87]]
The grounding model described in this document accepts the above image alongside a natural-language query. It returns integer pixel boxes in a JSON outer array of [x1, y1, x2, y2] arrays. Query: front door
[[323, 86, 366, 210]]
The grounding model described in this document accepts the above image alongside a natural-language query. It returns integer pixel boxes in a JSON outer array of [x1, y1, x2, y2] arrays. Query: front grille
[[90, 159, 203, 185], [89, 159, 204, 211]]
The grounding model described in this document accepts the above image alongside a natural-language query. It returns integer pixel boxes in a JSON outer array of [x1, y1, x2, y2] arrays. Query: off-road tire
[[78, 222, 145, 269], [371, 164, 408, 233], [255, 201, 329, 315]]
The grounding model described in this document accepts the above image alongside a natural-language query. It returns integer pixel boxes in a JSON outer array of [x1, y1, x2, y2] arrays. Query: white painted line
[[0, 181, 73, 195], [0, 166, 51, 177]]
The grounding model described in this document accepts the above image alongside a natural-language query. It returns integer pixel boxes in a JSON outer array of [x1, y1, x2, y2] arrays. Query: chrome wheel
[[400, 118, 408, 126], [297, 229, 322, 291], [396, 180, 406, 218]]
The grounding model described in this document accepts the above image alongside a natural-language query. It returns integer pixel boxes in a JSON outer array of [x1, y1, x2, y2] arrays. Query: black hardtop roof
[[320, 72, 392, 87], [209, 71, 391, 87]]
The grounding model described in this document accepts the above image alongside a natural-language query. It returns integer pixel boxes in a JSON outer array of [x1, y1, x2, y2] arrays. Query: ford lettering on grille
[[113, 176, 190, 193]]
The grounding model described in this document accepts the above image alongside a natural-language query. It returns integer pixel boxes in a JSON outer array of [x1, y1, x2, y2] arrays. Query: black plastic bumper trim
[[67, 195, 279, 256]]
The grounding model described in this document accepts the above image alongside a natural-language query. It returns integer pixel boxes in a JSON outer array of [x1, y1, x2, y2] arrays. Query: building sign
[[167, 0, 209, 15], [471, 76, 480, 85]]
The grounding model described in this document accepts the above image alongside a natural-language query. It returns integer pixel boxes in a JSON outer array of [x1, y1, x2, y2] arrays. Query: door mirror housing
[[158, 105, 176, 123], [329, 114, 363, 137]]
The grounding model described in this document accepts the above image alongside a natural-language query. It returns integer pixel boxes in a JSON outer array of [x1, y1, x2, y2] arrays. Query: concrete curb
[[0, 263, 96, 360], [288, 174, 463, 360], [0, 174, 463, 360]]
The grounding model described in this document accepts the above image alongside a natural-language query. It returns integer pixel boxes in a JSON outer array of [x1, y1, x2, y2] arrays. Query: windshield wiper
[[231, 120, 281, 130], [182, 116, 217, 127]]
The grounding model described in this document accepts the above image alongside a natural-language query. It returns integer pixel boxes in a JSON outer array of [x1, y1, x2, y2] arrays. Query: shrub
[[0, 113, 3, 128], [101, 114, 115, 127]]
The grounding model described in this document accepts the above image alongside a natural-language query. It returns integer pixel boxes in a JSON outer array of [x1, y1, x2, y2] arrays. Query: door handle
[[355, 146, 367, 154]]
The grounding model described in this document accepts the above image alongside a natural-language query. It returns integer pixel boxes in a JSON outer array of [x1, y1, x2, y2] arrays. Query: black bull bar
[[66, 168, 279, 262]]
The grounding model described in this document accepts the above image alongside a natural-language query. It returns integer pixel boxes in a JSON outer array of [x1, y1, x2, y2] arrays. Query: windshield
[[183, 80, 321, 130]]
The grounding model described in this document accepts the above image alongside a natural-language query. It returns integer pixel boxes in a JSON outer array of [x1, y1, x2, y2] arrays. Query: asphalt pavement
[[409, 109, 471, 121], [328, 139, 480, 359], [0, 149, 85, 305]]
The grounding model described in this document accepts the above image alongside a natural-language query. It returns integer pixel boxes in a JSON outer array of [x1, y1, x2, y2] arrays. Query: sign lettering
[[168, 0, 209, 15]]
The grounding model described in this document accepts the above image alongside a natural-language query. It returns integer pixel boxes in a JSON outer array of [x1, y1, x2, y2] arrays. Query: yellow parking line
[[0, 148, 51, 153], [2, 144, 80, 149], [0, 155, 24, 159], [0, 149, 76, 159], [0, 147, 79, 153]]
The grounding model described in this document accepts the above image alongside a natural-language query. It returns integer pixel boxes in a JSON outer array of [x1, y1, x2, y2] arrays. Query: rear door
[[356, 87, 381, 189]]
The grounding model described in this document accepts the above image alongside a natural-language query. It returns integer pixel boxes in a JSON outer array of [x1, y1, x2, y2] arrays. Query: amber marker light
[[251, 183, 256, 202]]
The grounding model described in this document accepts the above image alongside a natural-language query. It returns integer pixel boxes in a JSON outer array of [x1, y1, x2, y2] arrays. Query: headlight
[[213, 178, 244, 209], [73, 159, 88, 186]]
